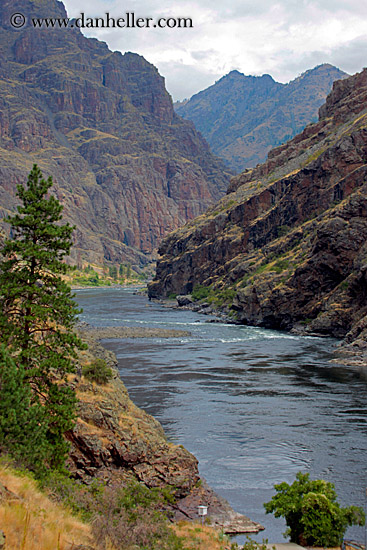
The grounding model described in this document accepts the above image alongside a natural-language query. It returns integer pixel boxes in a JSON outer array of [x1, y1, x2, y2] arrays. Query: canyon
[[150, 68, 367, 354], [0, 0, 229, 269]]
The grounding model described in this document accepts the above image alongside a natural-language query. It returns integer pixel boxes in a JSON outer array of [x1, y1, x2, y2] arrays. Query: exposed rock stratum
[[150, 68, 367, 349], [0, 0, 229, 268]]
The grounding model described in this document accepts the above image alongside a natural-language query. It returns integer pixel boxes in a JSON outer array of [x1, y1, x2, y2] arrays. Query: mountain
[[149, 68, 367, 349], [175, 65, 348, 173], [0, 0, 230, 269]]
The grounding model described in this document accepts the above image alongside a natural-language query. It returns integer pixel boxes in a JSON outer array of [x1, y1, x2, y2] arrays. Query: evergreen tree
[[0, 346, 49, 474], [0, 164, 85, 469]]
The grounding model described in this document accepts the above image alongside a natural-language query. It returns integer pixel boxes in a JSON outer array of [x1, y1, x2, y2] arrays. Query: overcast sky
[[63, 0, 367, 101]]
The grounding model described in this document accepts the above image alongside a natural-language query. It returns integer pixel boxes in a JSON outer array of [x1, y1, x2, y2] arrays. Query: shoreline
[[77, 324, 191, 339], [76, 328, 264, 535], [151, 296, 367, 367]]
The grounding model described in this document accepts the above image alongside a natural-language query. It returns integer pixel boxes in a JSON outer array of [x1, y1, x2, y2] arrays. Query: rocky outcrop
[[0, 0, 230, 269], [174, 479, 263, 534], [149, 68, 367, 347], [68, 331, 199, 496], [175, 65, 348, 172], [70, 330, 262, 533]]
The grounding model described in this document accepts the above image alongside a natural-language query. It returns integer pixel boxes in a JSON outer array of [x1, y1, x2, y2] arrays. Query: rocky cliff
[[0, 0, 229, 268], [68, 331, 199, 497], [68, 328, 262, 534], [149, 69, 367, 347], [175, 65, 348, 173]]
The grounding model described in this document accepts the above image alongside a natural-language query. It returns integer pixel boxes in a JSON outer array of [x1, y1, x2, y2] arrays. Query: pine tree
[[0, 346, 49, 474], [0, 164, 85, 469]]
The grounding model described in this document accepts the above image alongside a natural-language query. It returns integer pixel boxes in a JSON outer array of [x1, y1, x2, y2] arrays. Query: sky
[[62, 0, 367, 101]]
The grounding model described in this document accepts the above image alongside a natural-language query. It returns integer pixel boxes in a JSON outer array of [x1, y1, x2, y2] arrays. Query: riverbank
[[154, 294, 367, 368], [74, 287, 367, 543], [72, 327, 264, 535], [78, 324, 191, 339]]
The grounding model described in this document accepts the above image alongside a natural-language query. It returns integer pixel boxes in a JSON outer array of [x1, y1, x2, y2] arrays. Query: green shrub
[[41, 470, 104, 521], [42, 474, 183, 549], [92, 482, 184, 550], [242, 536, 275, 550], [272, 259, 290, 273], [276, 225, 290, 238], [212, 287, 236, 306], [264, 471, 365, 546], [191, 285, 211, 301], [82, 359, 113, 384]]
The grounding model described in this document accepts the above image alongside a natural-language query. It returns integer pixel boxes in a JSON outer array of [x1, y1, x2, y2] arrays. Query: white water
[[76, 287, 367, 544]]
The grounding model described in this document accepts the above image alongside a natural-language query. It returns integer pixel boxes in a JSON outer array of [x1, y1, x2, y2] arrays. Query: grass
[[173, 521, 235, 550], [0, 465, 93, 550], [66, 264, 149, 287]]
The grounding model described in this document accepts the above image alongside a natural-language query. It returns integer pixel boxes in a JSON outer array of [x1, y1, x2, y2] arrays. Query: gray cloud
[[63, 0, 367, 100]]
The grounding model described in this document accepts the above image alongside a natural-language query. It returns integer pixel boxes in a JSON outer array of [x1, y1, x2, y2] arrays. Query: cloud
[[62, 0, 367, 99]]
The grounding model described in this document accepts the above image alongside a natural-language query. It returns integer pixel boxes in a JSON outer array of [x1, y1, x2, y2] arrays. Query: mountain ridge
[[149, 68, 367, 352], [175, 64, 349, 172], [0, 0, 230, 269]]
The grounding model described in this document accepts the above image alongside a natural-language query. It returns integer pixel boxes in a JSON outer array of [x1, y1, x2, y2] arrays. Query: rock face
[[68, 331, 199, 497], [175, 65, 348, 172], [149, 68, 367, 345], [0, 0, 229, 268], [69, 331, 262, 534]]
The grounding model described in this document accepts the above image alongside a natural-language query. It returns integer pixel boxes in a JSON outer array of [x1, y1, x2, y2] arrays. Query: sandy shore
[[78, 325, 191, 339]]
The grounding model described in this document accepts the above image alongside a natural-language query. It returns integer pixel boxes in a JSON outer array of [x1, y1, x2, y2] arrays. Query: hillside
[[0, 328, 262, 549], [175, 65, 348, 172], [0, 0, 230, 269], [149, 68, 367, 351]]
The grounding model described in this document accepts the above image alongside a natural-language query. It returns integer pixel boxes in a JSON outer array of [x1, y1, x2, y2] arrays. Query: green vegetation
[[340, 280, 349, 290], [211, 287, 237, 306], [276, 225, 290, 237], [272, 259, 290, 273], [82, 358, 113, 385], [43, 471, 184, 550], [301, 147, 325, 167], [72, 266, 109, 286], [0, 347, 50, 473], [70, 262, 147, 287], [0, 165, 85, 473], [192, 284, 212, 301], [242, 536, 275, 550], [191, 284, 237, 309], [264, 471, 365, 546]]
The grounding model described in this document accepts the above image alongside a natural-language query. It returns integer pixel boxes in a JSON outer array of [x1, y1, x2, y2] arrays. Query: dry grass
[[0, 466, 93, 550], [173, 520, 232, 550]]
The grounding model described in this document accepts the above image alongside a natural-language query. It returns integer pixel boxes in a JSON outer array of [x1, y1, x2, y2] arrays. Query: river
[[76, 286, 367, 543]]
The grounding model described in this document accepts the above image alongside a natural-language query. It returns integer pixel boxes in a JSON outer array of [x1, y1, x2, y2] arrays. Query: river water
[[76, 287, 367, 543]]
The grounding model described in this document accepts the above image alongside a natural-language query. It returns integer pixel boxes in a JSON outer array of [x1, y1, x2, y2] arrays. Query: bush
[[264, 472, 365, 546], [92, 482, 184, 550], [41, 470, 104, 521], [82, 359, 113, 384], [191, 285, 211, 301], [242, 536, 275, 550]]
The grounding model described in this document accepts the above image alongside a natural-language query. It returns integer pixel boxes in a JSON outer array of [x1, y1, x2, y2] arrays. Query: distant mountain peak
[[175, 64, 348, 173]]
